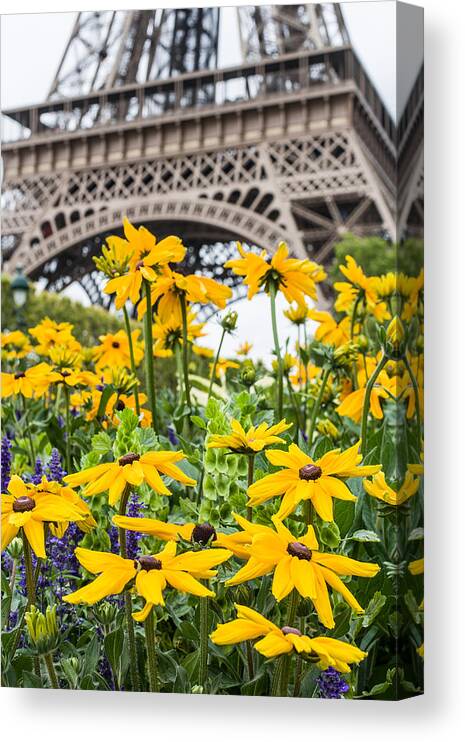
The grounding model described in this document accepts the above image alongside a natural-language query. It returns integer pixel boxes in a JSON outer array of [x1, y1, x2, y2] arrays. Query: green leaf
[[351, 529, 381, 543], [190, 415, 207, 430], [362, 591, 387, 628], [96, 385, 116, 420], [22, 670, 43, 688], [91, 431, 113, 455]]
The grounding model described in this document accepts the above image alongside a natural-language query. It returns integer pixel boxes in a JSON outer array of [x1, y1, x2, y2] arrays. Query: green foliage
[[329, 233, 423, 281]]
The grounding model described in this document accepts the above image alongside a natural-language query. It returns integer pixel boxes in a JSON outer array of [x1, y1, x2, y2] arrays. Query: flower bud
[[416, 335, 424, 354], [191, 522, 217, 546], [356, 334, 369, 353], [332, 342, 359, 369], [316, 419, 340, 440], [25, 604, 60, 656], [239, 360, 257, 387], [386, 316, 405, 348], [221, 311, 238, 333], [8, 536, 23, 560]]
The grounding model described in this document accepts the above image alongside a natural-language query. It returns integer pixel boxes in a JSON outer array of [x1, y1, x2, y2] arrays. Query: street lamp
[[10, 266, 30, 327]]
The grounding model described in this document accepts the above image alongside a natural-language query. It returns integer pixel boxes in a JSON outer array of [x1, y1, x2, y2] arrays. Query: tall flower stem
[[21, 394, 35, 466], [269, 283, 283, 420], [293, 615, 306, 697], [271, 655, 286, 696], [307, 367, 330, 445], [44, 653, 59, 689], [118, 485, 140, 692], [144, 609, 159, 692], [179, 293, 192, 409], [2, 556, 18, 630], [286, 375, 304, 439], [123, 305, 141, 416], [21, 533, 41, 679], [403, 354, 423, 453], [142, 279, 158, 434], [208, 327, 226, 400], [361, 354, 388, 457], [279, 590, 300, 696], [199, 592, 209, 690], [63, 385, 71, 474], [350, 292, 364, 388], [246, 454, 255, 521]]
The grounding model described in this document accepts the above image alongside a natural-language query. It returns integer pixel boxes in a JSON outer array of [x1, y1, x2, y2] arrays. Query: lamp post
[[11, 265, 30, 328]]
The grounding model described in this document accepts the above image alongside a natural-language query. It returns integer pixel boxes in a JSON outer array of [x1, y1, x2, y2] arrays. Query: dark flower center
[[61, 370, 71, 378], [14, 372, 26, 379], [299, 464, 322, 481], [281, 626, 302, 636], [287, 541, 312, 561], [135, 555, 162, 571], [13, 496, 36, 512], [112, 341, 120, 348], [191, 522, 217, 545], [118, 452, 140, 466], [136, 260, 144, 270], [115, 400, 126, 411]]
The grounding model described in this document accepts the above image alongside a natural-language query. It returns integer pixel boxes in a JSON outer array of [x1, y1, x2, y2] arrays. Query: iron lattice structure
[[1, 4, 423, 307]]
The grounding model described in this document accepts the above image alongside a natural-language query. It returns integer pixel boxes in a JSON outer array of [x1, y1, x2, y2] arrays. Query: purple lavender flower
[[125, 491, 146, 560], [316, 667, 350, 699], [167, 425, 179, 446], [30, 457, 45, 484], [47, 448, 67, 482], [1, 435, 13, 492]]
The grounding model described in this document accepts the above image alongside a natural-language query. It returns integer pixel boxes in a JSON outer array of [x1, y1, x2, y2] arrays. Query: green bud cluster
[[25, 604, 60, 656]]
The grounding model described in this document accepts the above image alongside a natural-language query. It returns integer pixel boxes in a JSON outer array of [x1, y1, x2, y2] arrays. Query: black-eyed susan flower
[[64, 450, 196, 506], [29, 318, 81, 356], [32, 476, 97, 536], [363, 471, 419, 506], [140, 267, 232, 322], [93, 329, 143, 370], [284, 303, 310, 326], [152, 310, 206, 357], [208, 418, 291, 455], [1, 330, 33, 360], [1, 362, 59, 399], [104, 219, 186, 309], [334, 256, 388, 321], [63, 541, 232, 620], [1, 475, 85, 558], [211, 603, 367, 670], [335, 368, 390, 423], [225, 242, 325, 305], [210, 358, 239, 379], [236, 341, 253, 356], [226, 515, 379, 628], [408, 558, 424, 576], [113, 515, 255, 559], [307, 310, 351, 347], [247, 441, 380, 521]]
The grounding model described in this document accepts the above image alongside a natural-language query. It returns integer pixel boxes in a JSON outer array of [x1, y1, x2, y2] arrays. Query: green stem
[[199, 593, 209, 690], [44, 653, 59, 689], [179, 293, 192, 409], [246, 454, 255, 521], [286, 374, 303, 438], [123, 305, 141, 416], [361, 354, 388, 457], [142, 279, 158, 434], [269, 284, 283, 420], [208, 327, 226, 400], [246, 641, 255, 681], [403, 354, 423, 453], [21, 394, 35, 466], [118, 485, 140, 692], [271, 655, 286, 696], [350, 292, 364, 388], [2, 557, 17, 631], [144, 609, 159, 692], [308, 367, 330, 445], [22, 534, 42, 679], [64, 385, 71, 474]]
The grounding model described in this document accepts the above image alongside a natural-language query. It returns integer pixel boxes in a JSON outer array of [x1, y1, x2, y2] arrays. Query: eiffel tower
[[1, 4, 423, 307]]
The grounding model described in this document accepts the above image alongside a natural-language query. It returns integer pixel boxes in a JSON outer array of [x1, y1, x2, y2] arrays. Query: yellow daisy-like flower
[[226, 515, 379, 629], [1, 362, 59, 399], [104, 218, 186, 309], [29, 318, 81, 357], [152, 310, 205, 357], [225, 242, 325, 305], [236, 341, 253, 356], [63, 542, 232, 621], [247, 441, 380, 521], [408, 558, 424, 576], [64, 450, 196, 506], [211, 358, 240, 379], [192, 345, 215, 359], [93, 329, 143, 370], [284, 303, 310, 326], [363, 471, 419, 507], [307, 310, 351, 347], [289, 361, 320, 388], [211, 603, 367, 670], [334, 256, 389, 321], [112, 516, 253, 559], [1, 476, 85, 558], [335, 369, 390, 423], [140, 267, 232, 322], [32, 476, 97, 536], [1, 330, 33, 360], [208, 418, 291, 454]]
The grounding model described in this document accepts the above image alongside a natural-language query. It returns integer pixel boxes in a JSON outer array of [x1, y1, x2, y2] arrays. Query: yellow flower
[[316, 419, 340, 440], [29, 318, 81, 357], [64, 450, 196, 506], [192, 345, 214, 359], [226, 515, 379, 628], [273, 352, 296, 375], [211, 603, 367, 670], [32, 476, 97, 536], [1, 476, 85, 558], [386, 316, 405, 347], [93, 329, 143, 370], [307, 310, 351, 347], [152, 310, 205, 357], [247, 441, 380, 521], [211, 358, 240, 379], [140, 267, 232, 321], [334, 256, 389, 320], [236, 341, 253, 356], [1, 362, 59, 399], [112, 516, 252, 559], [289, 362, 320, 387], [335, 369, 390, 423], [104, 218, 186, 309], [208, 418, 291, 454], [284, 304, 309, 326], [1, 330, 33, 360], [408, 558, 424, 576], [63, 542, 232, 621], [363, 471, 419, 506], [225, 242, 325, 304]]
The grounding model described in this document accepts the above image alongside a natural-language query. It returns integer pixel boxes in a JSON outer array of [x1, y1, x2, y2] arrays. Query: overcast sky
[[0, 2, 423, 361]]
